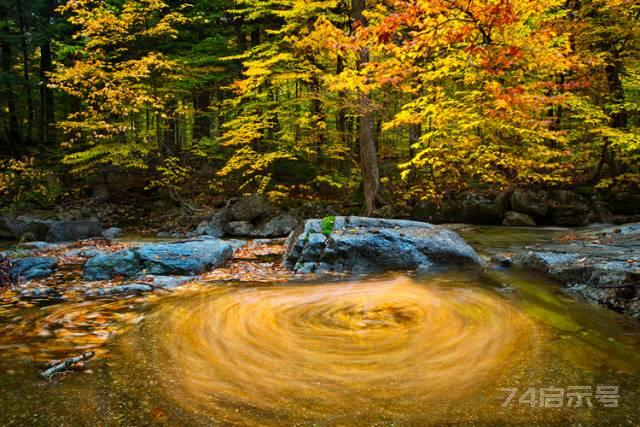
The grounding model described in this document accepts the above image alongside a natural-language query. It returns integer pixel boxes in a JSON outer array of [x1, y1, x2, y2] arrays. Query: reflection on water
[[128, 277, 538, 424]]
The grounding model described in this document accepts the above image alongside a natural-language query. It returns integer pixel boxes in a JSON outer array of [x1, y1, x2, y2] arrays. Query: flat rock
[[136, 238, 233, 275], [512, 223, 640, 319], [9, 257, 58, 281], [284, 217, 482, 274]]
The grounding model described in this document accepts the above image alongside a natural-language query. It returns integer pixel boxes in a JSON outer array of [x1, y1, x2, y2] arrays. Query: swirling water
[[1, 227, 640, 426]]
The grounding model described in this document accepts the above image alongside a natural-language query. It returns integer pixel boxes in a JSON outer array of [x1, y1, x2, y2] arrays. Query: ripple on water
[[118, 277, 540, 424]]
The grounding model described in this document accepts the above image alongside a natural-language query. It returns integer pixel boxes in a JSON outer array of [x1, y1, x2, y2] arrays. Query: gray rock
[[157, 231, 171, 238], [502, 211, 537, 227], [512, 223, 640, 318], [549, 191, 595, 227], [195, 209, 230, 237], [252, 213, 298, 237], [83, 250, 141, 281], [9, 257, 58, 281], [284, 217, 482, 273], [230, 194, 277, 222], [0, 216, 50, 241], [593, 200, 615, 223], [140, 275, 195, 289], [225, 221, 254, 237], [411, 193, 507, 224], [85, 283, 154, 297], [511, 189, 549, 219], [46, 220, 104, 242], [137, 238, 233, 275], [103, 227, 122, 239]]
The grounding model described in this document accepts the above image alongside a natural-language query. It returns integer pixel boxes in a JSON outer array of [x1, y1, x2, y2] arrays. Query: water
[[1, 228, 639, 426]]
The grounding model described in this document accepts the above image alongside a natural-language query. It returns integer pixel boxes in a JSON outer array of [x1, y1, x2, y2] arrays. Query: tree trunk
[[18, 0, 33, 146], [193, 90, 211, 141], [39, 42, 54, 144], [352, 0, 379, 215], [39, 0, 55, 145], [2, 38, 20, 153]]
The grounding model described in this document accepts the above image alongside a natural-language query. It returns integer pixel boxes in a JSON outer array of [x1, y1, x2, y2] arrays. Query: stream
[[1, 227, 639, 425]]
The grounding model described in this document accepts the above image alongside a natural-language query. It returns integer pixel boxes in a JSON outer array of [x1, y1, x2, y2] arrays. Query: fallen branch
[[40, 351, 95, 380]]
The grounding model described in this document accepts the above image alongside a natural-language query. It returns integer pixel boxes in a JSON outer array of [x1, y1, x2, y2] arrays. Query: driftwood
[[40, 351, 95, 380]]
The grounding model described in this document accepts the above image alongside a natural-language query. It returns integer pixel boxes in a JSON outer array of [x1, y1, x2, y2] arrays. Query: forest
[[2, 1, 640, 425], [0, 0, 638, 215]]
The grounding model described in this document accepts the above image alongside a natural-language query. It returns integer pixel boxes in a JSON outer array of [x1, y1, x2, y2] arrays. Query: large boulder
[[225, 221, 254, 237], [195, 209, 230, 238], [83, 250, 141, 281], [511, 189, 549, 219], [83, 238, 233, 280], [458, 193, 508, 224], [229, 194, 277, 222], [196, 195, 298, 238], [0, 216, 50, 241], [136, 238, 233, 275], [411, 193, 507, 224], [9, 257, 58, 281], [284, 217, 482, 274], [46, 220, 104, 242], [549, 191, 595, 227], [252, 213, 298, 237]]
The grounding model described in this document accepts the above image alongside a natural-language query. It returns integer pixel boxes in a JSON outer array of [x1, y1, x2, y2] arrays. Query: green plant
[[321, 215, 335, 237]]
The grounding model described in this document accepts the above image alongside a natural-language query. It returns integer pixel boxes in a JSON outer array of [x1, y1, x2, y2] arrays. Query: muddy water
[[1, 228, 640, 426]]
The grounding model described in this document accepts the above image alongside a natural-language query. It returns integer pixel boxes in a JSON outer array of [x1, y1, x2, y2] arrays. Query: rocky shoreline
[[2, 199, 639, 320]]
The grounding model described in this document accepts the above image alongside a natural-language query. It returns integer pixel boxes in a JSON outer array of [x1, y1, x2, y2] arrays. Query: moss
[[321, 215, 335, 237]]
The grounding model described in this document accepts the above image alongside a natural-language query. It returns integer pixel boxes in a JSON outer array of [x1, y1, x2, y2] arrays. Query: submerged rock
[[284, 217, 482, 274], [512, 223, 640, 319], [9, 257, 58, 281]]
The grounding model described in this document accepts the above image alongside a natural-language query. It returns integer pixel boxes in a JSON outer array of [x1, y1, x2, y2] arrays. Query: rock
[[157, 231, 171, 238], [19, 241, 54, 250], [46, 220, 104, 242], [9, 257, 58, 281], [103, 227, 123, 239], [610, 192, 640, 215], [502, 211, 537, 227], [458, 193, 508, 224], [19, 287, 59, 299], [490, 254, 513, 267], [512, 223, 640, 318], [137, 238, 233, 275], [85, 284, 154, 297], [229, 194, 277, 222], [284, 216, 482, 273], [592, 200, 615, 223], [549, 191, 595, 227], [511, 189, 549, 219], [225, 221, 255, 237], [83, 250, 141, 281], [411, 193, 507, 224], [252, 213, 298, 237], [0, 216, 50, 241], [140, 275, 195, 289]]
